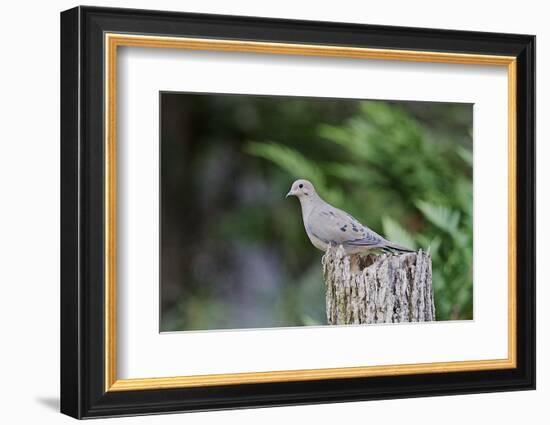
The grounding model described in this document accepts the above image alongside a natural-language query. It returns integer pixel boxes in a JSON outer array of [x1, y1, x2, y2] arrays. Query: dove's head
[[285, 179, 317, 200]]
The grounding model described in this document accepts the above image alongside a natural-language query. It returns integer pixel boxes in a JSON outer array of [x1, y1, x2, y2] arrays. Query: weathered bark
[[322, 245, 435, 325]]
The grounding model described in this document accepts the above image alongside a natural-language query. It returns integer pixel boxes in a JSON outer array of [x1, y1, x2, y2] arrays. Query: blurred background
[[160, 92, 473, 332]]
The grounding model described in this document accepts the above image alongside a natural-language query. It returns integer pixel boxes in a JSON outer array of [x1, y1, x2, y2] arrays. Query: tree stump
[[322, 245, 435, 325]]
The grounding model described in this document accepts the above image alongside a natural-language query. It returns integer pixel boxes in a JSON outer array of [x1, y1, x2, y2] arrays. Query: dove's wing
[[345, 230, 387, 248], [307, 205, 385, 247]]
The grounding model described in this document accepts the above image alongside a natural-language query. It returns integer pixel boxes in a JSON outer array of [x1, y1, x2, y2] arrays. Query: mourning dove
[[286, 179, 413, 255]]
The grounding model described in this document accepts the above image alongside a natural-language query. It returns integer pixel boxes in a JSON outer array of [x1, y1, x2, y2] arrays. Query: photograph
[[160, 92, 474, 332]]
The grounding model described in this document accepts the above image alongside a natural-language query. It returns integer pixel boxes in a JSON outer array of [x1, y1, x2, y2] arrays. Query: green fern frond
[[416, 200, 460, 236], [245, 142, 326, 187], [382, 216, 416, 250], [456, 145, 473, 167]]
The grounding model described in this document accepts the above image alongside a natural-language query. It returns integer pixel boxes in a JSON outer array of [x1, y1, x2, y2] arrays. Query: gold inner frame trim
[[104, 33, 518, 392]]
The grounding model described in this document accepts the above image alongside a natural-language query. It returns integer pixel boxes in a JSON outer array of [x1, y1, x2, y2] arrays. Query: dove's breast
[[301, 206, 329, 251], [305, 227, 329, 252]]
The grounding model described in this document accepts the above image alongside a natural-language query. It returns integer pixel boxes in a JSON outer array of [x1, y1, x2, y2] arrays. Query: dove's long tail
[[382, 241, 415, 253]]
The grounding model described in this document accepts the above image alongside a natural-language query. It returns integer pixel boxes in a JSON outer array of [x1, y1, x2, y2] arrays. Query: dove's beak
[[285, 190, 294, 198]]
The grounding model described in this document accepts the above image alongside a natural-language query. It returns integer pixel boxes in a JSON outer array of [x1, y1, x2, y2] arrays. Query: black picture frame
[[61, 5, 535, 419]]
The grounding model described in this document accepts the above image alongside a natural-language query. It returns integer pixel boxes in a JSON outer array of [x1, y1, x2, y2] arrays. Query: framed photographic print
[[60, 6, 535, 419]]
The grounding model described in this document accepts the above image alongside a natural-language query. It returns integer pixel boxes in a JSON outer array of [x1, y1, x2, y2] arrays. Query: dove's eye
[[299, 184, 304, 189]]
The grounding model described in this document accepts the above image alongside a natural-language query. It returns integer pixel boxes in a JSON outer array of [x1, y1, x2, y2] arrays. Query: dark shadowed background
[[160, 92, 473, 332]]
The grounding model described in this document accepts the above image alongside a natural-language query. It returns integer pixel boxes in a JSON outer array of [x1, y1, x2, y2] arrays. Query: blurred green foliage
[[246, 101, 473, 320], [160, 94, 472, 332]]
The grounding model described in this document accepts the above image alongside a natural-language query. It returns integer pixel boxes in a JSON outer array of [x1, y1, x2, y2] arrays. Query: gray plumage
[[286, 179, 413, 255]]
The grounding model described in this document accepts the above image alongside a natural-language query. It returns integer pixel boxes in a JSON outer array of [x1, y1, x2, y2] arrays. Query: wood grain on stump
[[322, 245, 435, 325]]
